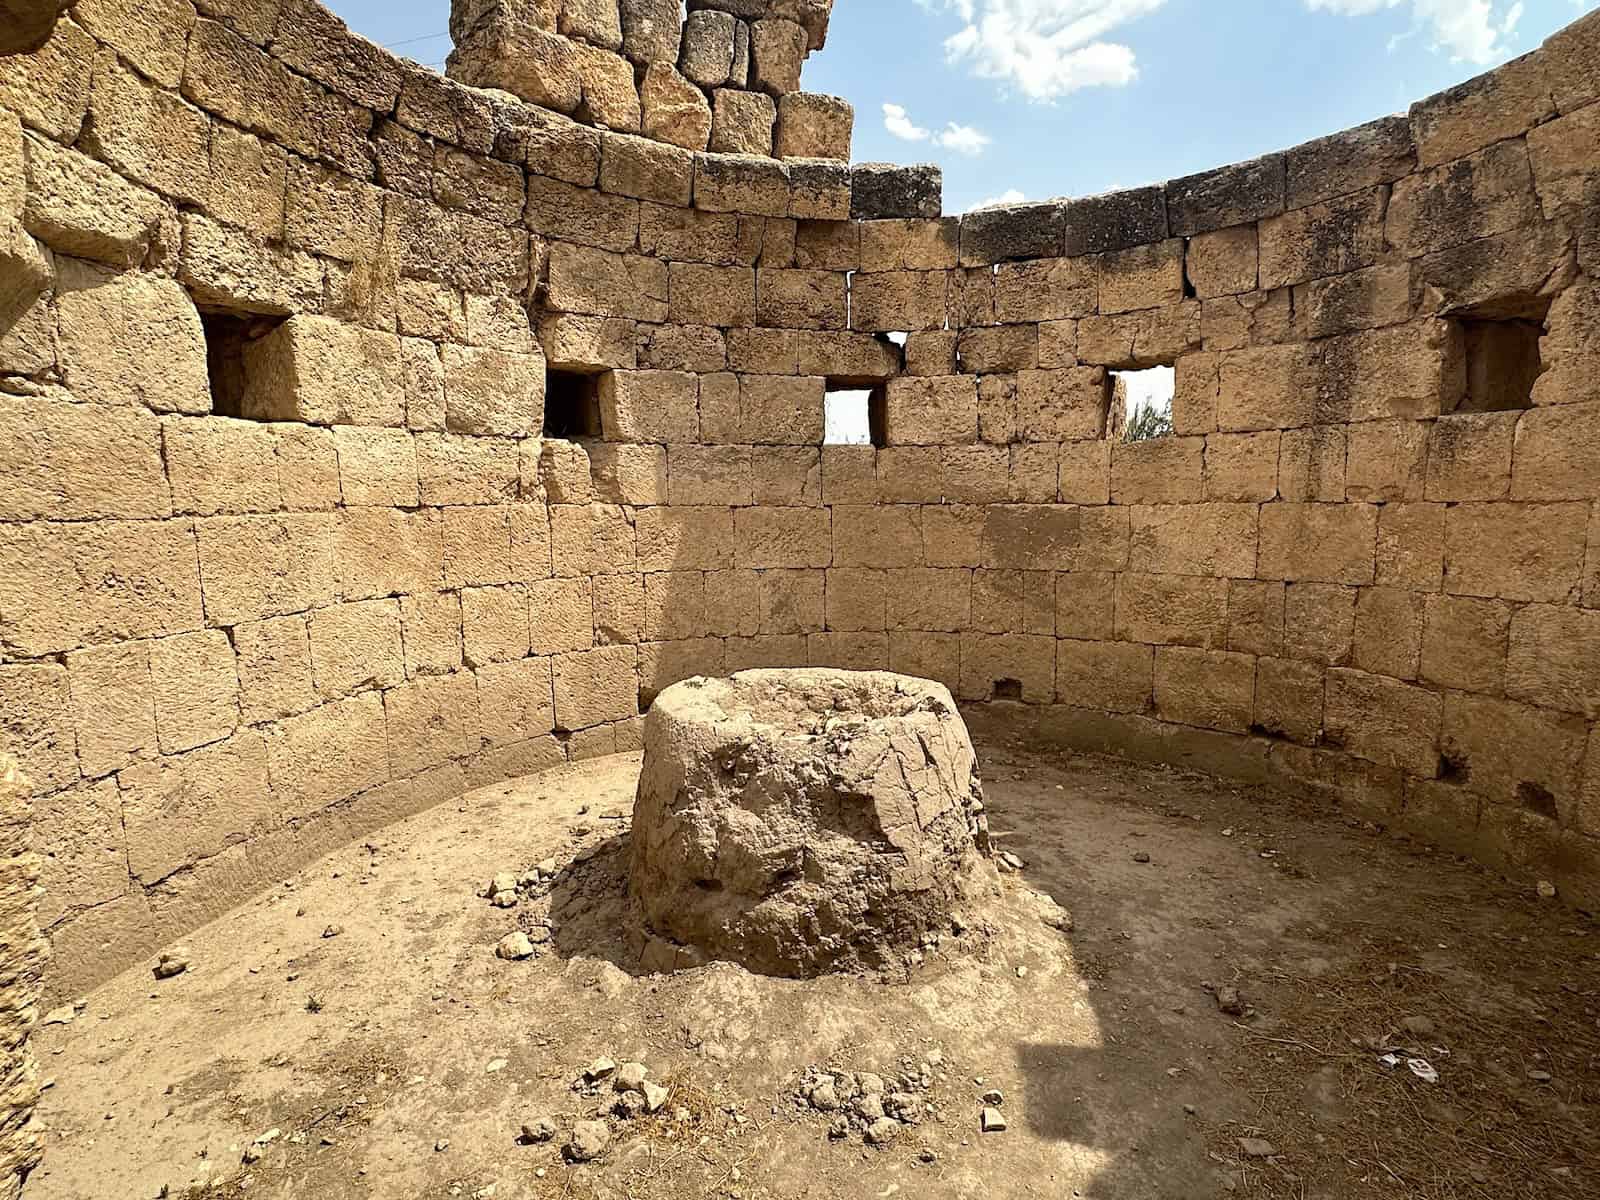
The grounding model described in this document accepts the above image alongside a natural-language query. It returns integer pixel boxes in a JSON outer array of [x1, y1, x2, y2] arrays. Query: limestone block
[[1443, 502, 1588, 603], [1542, 7, 1600, 114], [635, 507, 733, 575], [1324, 668, 1440, 777], [476, 658, 555, 748], [178, 212, 323, 315], [968, 569, 1055, 636], [437, 345, 543, 437], [1215, 342, 1319, 432], [694, 152, 790, 216], [0, 13, 94, 141], [749, 445, 819, 505], [0, 664, 77, 793], [1061, 186, 1168, 258], [664, 262, 754, 326], [886, 567, 971, 631], [711, 88, 776, 156], [1272, 426, 1340, 503], [53, 263, 207, 415], [449, 25, 581, 114], [755, 267, 845, 329], [1386, 140, 1538, 258], [551, 503, 638, 576], [263, 693, 388, 817], [560, 0, 623, 48], [525, 174, 640, 252], [641, 62, 713, 151], [1111, 437, 1204, 505], [1419, 594, 1509, 694], [1127, 503, 1257, 580], [1375, 502, 1444, 591], [22, 134, 167, 268], [792, 220, 859, 271], [961, 202, 1065, 268], [0, 520, 203, 658], [0, 219, 49, 333], [1253, 657, 1324, 745], [573, 41, 642, 132], [1293, 262, 1414, 342], [241, 317, 402, 427], [441, 505, 517, 587], [776, 92, 851, 161], [0, 396, 170, 521], [748, 17, 806, 95], [958, 325, 1038, 374], [590, 442, 667, 504], [1424, 411, 1515, 502], [547, 242, 669, 321], [1532, 281, 1600, 409], [1441, 692, 1586, 811], [1155, 646, 1255, 733], [552, 644, 638, 728], [415, 433, 519, 506], [529, 577, 594, 654], [233, 615, 316, 724], [638, 322, 724, 371], [1503, 602, 1600, 717], [331, 427, 419, 508], [1283, 576, 1358, 663], [1096, 239, 1184, 315], [143, 629, 238, 757], [1016, 367, 1107, 441], [67, 641, 155, 778], [1285, 114, 1416, 209], [731, 17, 752, 86], [1227, 579, 1285, 657], [1511, 402, 1600, 501], [1345, 420, 1428, 503], [884, 376, 978, 445], [680, 9, 736, 88], [503, 104, 601, 187], [1203, 431, 1279, 502], [542, 314, 637, 371], [120, 730, 273, 883], [1187, 226, 1258, 299], [1258, 503, 1377, 586], [1166, 153, 1285, 237], [33, 775, 125, 928], [197, 514, 338, 624], [1258, 188, 1386, 291], [733, 506, 830, 569], [994, 257, 1096, 323], [83, 61, 209, 206], [433, 146, 526, 227], [1351, 586, 1423, 679], [596, 369, 697, 443], [859, 218, 960, 272], [1058, 439, 1110, 504], [669, 445, 754, 506], [850, 270, 948, 332], [738, 374, 823, 443], [850, 162, 942, 221], [620, 0, 681, 63], [460, 585, 532, 667], [1528, 101, 1600, 218], [1409, 52, 1554, 170], [601, 129, 697, 204], [639, 203, 760, 265], [385, 673, 479, 776]]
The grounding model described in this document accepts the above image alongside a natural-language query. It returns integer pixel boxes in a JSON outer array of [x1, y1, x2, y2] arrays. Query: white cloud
[[967, 189, 1026, 211], [882, 102, 930, 141], [936, 122, 992, 155], [1304, 0, 1524, 64], [918, 0, 1168, 101], [885, 103, 993, 155]]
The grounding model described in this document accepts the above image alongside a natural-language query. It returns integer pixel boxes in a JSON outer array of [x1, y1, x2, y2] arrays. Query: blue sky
[[327, 0, 1596, 213]]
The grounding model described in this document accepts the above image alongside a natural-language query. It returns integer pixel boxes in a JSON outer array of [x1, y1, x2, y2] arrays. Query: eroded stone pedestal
[[629, 669, 993, 977]]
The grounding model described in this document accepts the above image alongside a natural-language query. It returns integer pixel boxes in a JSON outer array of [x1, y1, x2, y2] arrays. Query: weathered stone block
[[775, 91, 851, 161], [1258, 503, 1377, 585], [1505, 603, 1600, 716], [121, 730, 272, 881], [640, 62, 712, 151], [572, 42, 642, 132], [1346, 419, 1428, 503], [1283, 582, 1355, 666], [850, 270, 948, 331], [850, 162, 941, 221], [680, 9, 736, 88], [1061, 186, 1168, 257], [548, 242, 669, 321], [1420, 594, 1509, 694], [750, 17, 806, 95], [1352, 586, 1423, 680], [1203, 430, 1278, 502], [994, 257, 1096, 323], [551, 503, 637, 576], [1443, 502, 1587, 603], [621, 0, 680, 63], [553, 644, 638, 729], [1254, 657, 1324, 745], [1285, 114, 1415, 209], [694, 152, 790, 216], [599, 369, 699, 442], [1155, 646, 1255, 733], [1386, 140, 1538, 258], [883, 376, 977, 445], [1166, 153, 1285, 237], [1017, 368, 1107, 441], [1127, 502, 1258, 579], [197, 513, 337, 624], [0, 396, 169, 522], [1114, 572, 1228, 648], [1111, 438, 1204, 505], [1096, 239, 1184, 315], [309, 599, 405, 702], [147, 630, 239, 754], [1325, 668, 1440, 777], [1425, 411, 1515, 501], [23, 133, 168, 268], [68, 640, 155, 778], [1441, 692, 1586, 814], [960, 202, 1065, 267], [1409, 52, 1553, 170]]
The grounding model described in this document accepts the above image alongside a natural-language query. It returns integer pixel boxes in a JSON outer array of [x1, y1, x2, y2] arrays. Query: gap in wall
[[544, 368, 605, 438], [824, 381, 887, 447], [1109, 364, 1175, 442], [1449, 305, 1549, 413], [199, 309, 286, 419]]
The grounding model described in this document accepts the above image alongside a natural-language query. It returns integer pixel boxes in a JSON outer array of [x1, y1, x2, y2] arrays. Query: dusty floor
[[23, 709, 1600, 1200]]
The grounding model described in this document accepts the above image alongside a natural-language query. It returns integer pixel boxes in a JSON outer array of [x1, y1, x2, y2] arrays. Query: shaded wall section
[[0, 757, 45, 1198], [0, 1, 1599, 1002]]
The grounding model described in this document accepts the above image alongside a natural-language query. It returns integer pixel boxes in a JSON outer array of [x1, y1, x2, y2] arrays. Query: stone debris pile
[[792, 1054, 945, 1147], [448, 0, 851, 160]]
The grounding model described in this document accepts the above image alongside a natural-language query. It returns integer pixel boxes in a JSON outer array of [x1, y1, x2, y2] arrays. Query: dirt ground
[[22, 707, 1600, 1200]]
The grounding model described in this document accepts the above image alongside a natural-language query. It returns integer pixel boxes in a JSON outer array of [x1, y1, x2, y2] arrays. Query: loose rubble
[[791, 1052, 947, 1147]]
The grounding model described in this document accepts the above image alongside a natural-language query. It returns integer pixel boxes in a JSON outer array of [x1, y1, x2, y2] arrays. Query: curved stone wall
[[1, 1, 1598, 1002]]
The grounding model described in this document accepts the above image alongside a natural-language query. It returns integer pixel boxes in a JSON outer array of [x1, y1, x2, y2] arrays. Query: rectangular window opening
[[199, 308, 286, 419], [1449, 307, 1548, 414], [1109, 365, 1175, 442], [824, 381, 887, 447], [993, 678, 1023, 701], [544, 367, 604, 439]]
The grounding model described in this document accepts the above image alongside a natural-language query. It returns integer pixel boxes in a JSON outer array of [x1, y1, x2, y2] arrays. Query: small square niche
[[824, 383, 886, 447], [1452, 316, 1545, 413], [199, 308, 286, 419], [544, 368, 604, 439]]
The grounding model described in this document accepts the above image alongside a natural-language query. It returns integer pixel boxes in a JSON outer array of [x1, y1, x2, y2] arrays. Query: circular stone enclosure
[[628, 668, 993, 978]]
